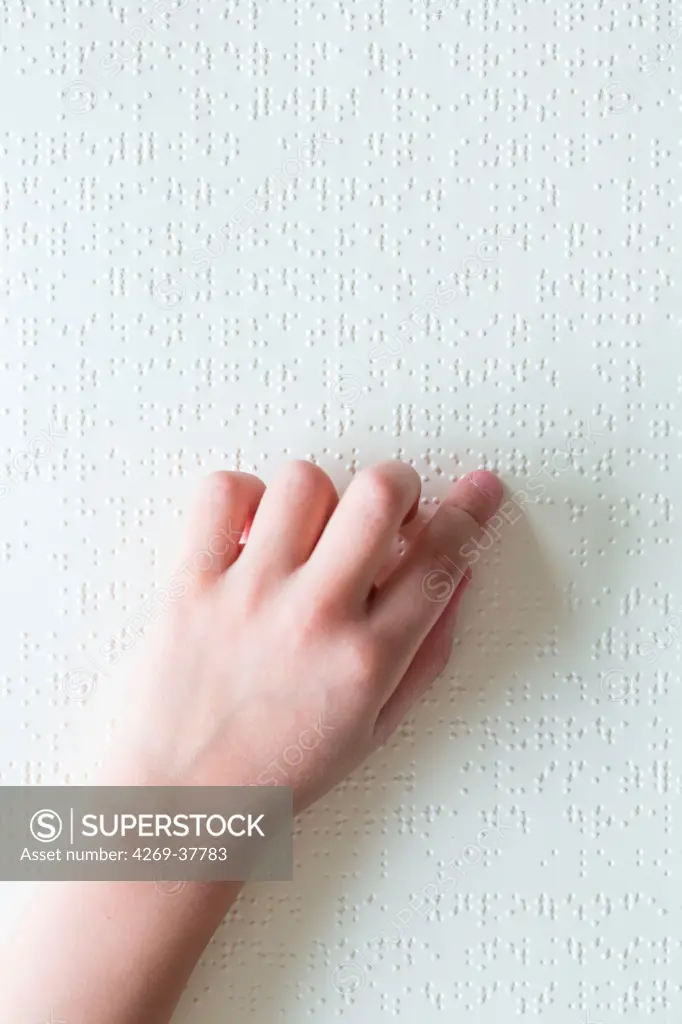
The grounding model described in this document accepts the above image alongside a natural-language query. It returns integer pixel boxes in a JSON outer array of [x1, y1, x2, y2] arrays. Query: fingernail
[[467, 470, 503, 501]]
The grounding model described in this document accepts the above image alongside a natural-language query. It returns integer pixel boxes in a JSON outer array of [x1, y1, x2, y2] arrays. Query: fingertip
[[466, 470, 503, 504], [441, 470, 503, 527], [183, 470, 265, 585]]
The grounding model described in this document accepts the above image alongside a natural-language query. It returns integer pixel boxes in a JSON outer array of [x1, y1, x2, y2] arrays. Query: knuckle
[[441, 501, 478, 531], [356, 467, 407, 519], [300, 601, 335, 640], [433, 504, 480, 552], [345, 634, 383, 687]]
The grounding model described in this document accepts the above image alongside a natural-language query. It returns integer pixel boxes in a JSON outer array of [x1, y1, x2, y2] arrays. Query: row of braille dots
[[0, 759, 70, 784]]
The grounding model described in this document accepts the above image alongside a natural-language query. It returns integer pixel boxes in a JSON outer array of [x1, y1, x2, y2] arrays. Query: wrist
[[1, 878, 242, 1024]]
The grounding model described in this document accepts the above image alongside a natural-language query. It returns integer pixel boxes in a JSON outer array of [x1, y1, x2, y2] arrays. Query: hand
[[1, 459, 504, 1024], [110, 460, 503, 812]]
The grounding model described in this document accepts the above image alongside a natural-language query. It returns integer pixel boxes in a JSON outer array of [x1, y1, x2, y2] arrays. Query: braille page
[[0, 0, 680, 1021]]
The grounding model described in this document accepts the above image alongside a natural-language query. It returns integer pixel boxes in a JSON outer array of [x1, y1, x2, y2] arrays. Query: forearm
[[0, 879, 241, 1024]]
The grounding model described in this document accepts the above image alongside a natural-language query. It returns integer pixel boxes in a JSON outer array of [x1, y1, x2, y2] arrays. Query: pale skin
[[0, 459, 503, 1023]]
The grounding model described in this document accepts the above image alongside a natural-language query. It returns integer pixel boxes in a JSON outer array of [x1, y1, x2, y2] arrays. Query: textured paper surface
[[0, 0, 680, 1020]]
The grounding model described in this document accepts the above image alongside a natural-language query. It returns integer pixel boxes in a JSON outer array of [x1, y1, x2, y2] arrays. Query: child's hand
[[113, 461, 503, 812], [1, 459, 504, 1024]]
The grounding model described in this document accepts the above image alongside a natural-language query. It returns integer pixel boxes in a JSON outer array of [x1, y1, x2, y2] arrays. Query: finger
[[373, 571, 471, 746], [237, 460, 338, 576], [179, 471, 265, 589], [372, 501, 438, 589], [303, 461, 422, 606], [370, 470, 502, 681]]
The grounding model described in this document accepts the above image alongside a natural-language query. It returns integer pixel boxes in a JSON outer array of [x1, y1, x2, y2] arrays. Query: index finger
[[369, 470, 503, 679]]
